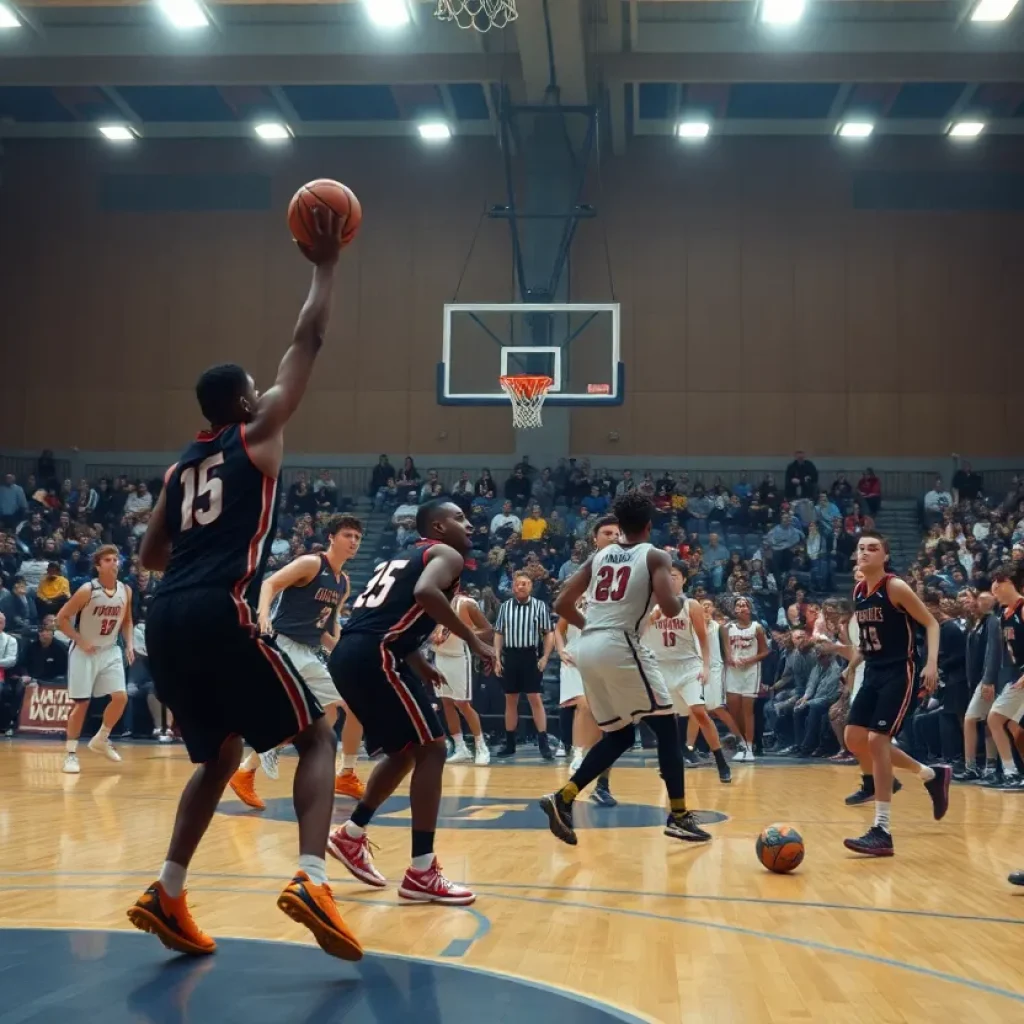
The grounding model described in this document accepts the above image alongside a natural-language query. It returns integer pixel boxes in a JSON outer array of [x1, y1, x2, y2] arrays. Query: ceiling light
[[948, 121, 985, 139], [0, 4, 21, 29], [970, 0, 1018, 20], [837, 121, 874, 139], [155, 0, 209, 30], [418, 121, 452, 141], [362, 0, 410, 28], [676, 121, 711, 140], [99, 125, 138, 142], [761, 0, 806, 24], [254, 122, 292, 141]]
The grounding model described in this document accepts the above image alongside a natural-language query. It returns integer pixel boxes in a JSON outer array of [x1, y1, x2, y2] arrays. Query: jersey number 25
[[353, 560, 409, 610]]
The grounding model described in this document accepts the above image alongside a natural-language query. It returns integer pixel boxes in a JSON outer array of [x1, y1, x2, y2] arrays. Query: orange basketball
[[287, 178, 362, 254], [756, 823, 805, 874]]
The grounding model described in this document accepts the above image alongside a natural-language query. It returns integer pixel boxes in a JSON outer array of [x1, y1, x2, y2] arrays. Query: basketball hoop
[[434, 0, 517, 32], [499, 375, 553, 429]]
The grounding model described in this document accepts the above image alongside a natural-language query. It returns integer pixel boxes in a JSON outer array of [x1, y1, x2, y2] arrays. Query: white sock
[[298, 854, 328, 886], [474, 733, 486, 746], [241, 751, 259, 772], [343, 820, 365, 839], [159, 861, 187, 899], [1002, 759, 1018, 775], [66, 739, 78, 754], [411, 852, 435, 871], [918, 765, 936, 782], [340, 753, 358, 772], [873, 801, 891, 833], [572, 746, 584, 758], [96, 725, 111, 742]]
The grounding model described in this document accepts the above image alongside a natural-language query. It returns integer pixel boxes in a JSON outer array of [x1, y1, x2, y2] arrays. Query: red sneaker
[[398, 858, 475, 906], [326, 827, 387, 889]]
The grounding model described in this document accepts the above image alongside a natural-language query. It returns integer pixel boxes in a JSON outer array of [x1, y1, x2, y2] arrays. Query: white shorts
[[276, 634, 342, 708], [559, 648, 585, 706], [992, 682, 1024, 722], [726, 664, 761, 697], [661, 661, 704, 715], [68, 645, 125, 700], [575, 630, 674, 731], [434, 649, 472, 702], [703, 666, 725, 711], [966, 683, 994, 720]]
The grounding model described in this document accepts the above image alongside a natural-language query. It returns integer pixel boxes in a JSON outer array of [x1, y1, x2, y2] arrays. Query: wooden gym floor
[[1, 740, 1023, 1023]]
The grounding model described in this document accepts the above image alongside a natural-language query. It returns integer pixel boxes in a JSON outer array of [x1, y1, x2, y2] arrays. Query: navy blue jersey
[[343, 542, 460, 659], [1001, 598, 1024, 670], [854, 574, 913, 668], [273, 555, 347, 647], [158, 424, 279, 610]]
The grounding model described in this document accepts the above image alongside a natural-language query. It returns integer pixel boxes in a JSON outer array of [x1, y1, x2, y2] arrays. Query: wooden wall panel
[[1, 136, 1022, 457]]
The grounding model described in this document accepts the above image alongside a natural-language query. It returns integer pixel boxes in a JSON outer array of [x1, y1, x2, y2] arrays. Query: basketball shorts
[[846, 661, 914, 736], [500, 648, 543, 695], [726, 665, 760, 698], [662, 661, 705, 714], [966, 682, 995, 720], [68, 644, 125, 700], [574, 630, 674, 732], [558, 657, 585, 706], [146, 588, 323, 764], [329, 633, 443, 756], [991, 680, 1024, 722], [434, 649, 472, 702], [703, 666, 725, 711], [276, 634, 343, 708]]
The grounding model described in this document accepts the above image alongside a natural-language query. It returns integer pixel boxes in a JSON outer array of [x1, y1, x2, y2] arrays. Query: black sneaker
[[845, 776, 902, 805], [844, 825, 895, 857], [997, 774, 1024, 791], [538, 739, 555, 762], [495, 746, 516, 759], [923, 765, 952, 820], [953, 764, 981, 783], [716, 755, 732, 784], [539, 792, 577, 846], [1009, 870, 1024, 886], [590, 778, 618, 807], [982, 770, 1009, 788], [665, 811, 712, 843]]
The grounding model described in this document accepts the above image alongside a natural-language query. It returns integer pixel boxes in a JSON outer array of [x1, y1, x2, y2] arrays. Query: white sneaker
[[447, 745, 472, 764], [734, 748, 748, 763], [474, 743, 491, 766], [569, 746, 585, 773], [744, 748, 756, 763], [62, 752, 80, 774], [88, 736, 122, 762], [259, 748, 280, 780], [554, 743, 566, 758], [158, 731, 173, 744], [152, 728, 163, 740]]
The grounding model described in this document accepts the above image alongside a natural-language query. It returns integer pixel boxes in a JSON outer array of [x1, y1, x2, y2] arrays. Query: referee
[[494, 572, 554, 760]]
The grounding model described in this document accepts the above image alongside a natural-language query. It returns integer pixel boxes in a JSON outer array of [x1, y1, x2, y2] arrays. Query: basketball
[[287, 179, 362, 253], [756, 823, 805, 874]]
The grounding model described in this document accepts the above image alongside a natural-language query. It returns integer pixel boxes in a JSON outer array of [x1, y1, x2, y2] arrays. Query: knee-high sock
[[646, 713, 687, 811]]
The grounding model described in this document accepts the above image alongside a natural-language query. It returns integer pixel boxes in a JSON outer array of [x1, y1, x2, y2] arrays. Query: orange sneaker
[[229, 768, 265, 810], [277, 872, 364, 961], [127, 882, 216, 956], [334, 770, 365, 800]]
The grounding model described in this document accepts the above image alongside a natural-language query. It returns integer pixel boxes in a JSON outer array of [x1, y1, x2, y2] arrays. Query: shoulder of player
[[884, 575, 914, 606], [423, 542, 464, 567], [238, 422, 283, 480], [645, 546, 671, 569]]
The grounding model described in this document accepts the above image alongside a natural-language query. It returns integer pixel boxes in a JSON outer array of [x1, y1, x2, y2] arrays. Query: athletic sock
[[298, 855, 328, 886], [411, 829, 435, 861], [670, 796, 688, 816], [411, 853, 435, 871], [1002, 759, 1017, 774], [159, 861, 187, 899], [918, 765, 936, 782], [343, 821, 366, 839], [66, 739, 78, 754], [559, 781, 580, 805], [559, 706, 575, 747], [873, 801, 891, 833], [96, 725, 111, 742], [350, 801, 375, 829], [340, 753, 358, 772], [451, 731, 465, 747], [241, 751, 259, 772], [473, 732, 486, 745]]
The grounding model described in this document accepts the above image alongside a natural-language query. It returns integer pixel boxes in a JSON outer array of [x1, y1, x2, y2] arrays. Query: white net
[[434, 0, 517, 32], [499, 376, 552, 429]]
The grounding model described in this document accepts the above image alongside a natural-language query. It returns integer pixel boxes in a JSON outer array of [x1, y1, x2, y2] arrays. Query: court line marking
[[3, 870, 1022, 929], [0, 926, 652, 1024]]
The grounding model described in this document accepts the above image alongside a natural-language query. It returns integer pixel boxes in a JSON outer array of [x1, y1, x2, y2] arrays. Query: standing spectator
[[857, 468, 882, 516], [784, 451, 818, 501], [504, 467, 532, 509], [615, 469, 636, 497], [493, 573, 555, 760], [35, 562, 71, 617], [0, 474, 27, 529], [952, 461, 984, 503], [369, 454, 396, 497], [531, 468, 556, 512], [806, 521, 829, 592], [313, 469, 338, 511], [0, 612, 19, 733]]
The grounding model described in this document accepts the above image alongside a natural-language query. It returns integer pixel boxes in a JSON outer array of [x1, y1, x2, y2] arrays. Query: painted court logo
[[219, 794, 728, 831]]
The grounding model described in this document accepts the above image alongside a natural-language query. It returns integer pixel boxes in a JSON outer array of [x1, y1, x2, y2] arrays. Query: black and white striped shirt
[[495, 597, 552, 650]]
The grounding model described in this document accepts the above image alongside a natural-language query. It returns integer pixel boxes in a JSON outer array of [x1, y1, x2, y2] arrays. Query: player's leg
[[442, 696, 472, 762], [526, 692, 552, 759], [645, 711, 712, 842], [62, 699, 90, 773], [739, 695, 756, 758], [500, 690, 520, 757], [691, 703, 731, 783], [454, 699, 488, 764], [88, 651, 128, 761], [986, 686, 1024, 783], [336, 702, 366, 796], [62, 649, 95, 773]]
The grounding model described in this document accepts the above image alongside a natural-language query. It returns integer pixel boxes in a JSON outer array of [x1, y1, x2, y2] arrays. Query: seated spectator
[[558, 547, 582, 581], [573, 508, 593, 542], [814, 491, 842, 532], [450, 470, 475, 505], [475, 468, 496, 496], [313, 469, 338, 511], [270, 528, 290, 558], [688, 484, 713, 523], [582, 485, 609, 516], [0, 474, 28, 529], [923, 476, 953, 526], [396, 457, 421, 491], [765, 513, 804, 576], [19, 545, 49, 591], [857, 467, 882, 516], [781, 649, 843, 757], [546, 509, 568, 547], [952, 461, 984, 503], [0, 577, 34, 636], [758, 474, 781, 511], [521, 504, 548, 545], [18, 512, 47, 553], [369, 454, 396, 497], [35, 562, 70, 617], [654, 486, 673, 515], [733, 473, 753, 500], [0, 538, 21, 591], [124, 481, 153, 516], [374, 476, 399, 512], [504, 467, 531, 509], [615, 469, 636, 497], [419, 469, 443, 502], [830, 473, 853, 505], [4, 622, 67, 734], [638, 472, 656, 498], [784, 450, 818, 501], [0, 611, 18, 729], [490, 500, 522, 540]]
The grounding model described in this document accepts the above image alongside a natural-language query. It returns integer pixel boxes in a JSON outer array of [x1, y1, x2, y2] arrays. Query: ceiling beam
[[634, 118, 1024, 136], [0, 119, 498, 138]]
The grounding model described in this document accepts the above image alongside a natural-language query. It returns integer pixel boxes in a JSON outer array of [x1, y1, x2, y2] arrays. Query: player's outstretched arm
[[140, 486, 171, 572], [246, 208, 342, 455], [889, 577, 940, 691], [648, 549, 682, 620], [257, 554, 321, 635], [57, 584, 97, 654], [414, 547, 493, 664], [552, 558, 593, 629]]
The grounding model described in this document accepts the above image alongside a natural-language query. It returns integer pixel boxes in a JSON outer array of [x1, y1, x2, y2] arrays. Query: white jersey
[[583, 543, 656, 636], [75, 580, 128, 649], [846, 616, 866, 697], [432, 595, 472, 656], [649, 603, 701, 665], [725, 620, 762, 696], [706, 619, 724, 674]]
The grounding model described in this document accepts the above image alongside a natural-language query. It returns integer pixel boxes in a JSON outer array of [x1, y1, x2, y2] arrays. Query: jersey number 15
[[180, 453, 225, 531]]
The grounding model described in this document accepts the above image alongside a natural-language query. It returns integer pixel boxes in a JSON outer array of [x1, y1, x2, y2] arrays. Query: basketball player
[[56, 545, 133, 774], [724, 596, 768, 762], [986, 569, 1024, 790], [649, 564, 731, 784], [326, 500, 495, 904], [221, 513, 366, 811], [431, 591, 493, 765], [540, 493, 711, 846], [699, 598, 742, 743], [842, 532, 951, 856], [127, 209, 363, 961]]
